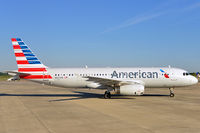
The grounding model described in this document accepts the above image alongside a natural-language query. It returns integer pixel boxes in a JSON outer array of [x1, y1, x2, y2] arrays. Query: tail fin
[[11, 38, 51, 79]]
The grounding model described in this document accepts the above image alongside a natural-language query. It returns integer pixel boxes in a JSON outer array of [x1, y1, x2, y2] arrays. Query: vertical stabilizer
[[11, 38, 52, 79]]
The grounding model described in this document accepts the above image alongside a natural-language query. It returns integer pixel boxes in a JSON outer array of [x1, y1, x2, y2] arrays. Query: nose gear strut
[[169, 88, 175, 97]]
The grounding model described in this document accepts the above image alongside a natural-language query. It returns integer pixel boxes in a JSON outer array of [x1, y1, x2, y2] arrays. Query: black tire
[[108, 92, 111, 99], [104, 91, 111, 99], [104, 94, 108, 99], [170, 93, 175, 97]]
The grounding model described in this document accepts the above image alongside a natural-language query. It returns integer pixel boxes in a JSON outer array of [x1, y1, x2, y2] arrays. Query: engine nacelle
[[117, 84, 144, 95]]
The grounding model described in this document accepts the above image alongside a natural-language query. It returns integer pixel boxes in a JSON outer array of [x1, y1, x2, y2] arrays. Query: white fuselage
[[30, 67, 198, 89]]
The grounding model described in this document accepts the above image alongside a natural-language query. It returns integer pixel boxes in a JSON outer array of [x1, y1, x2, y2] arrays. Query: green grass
[[0, 73, 12, 81]]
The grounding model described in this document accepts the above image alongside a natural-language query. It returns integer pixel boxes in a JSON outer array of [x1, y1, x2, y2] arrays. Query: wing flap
[[86, 76, 143, 87]]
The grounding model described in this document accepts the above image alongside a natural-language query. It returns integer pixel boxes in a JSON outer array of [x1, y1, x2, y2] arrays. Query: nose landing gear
[[169, 88, 175, 97]]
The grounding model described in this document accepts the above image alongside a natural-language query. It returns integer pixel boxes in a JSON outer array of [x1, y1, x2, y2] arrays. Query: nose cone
[[191, 76, 198, 85]]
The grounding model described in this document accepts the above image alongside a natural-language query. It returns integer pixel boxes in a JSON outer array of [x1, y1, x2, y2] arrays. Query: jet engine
[[116, 84, 144, 95]]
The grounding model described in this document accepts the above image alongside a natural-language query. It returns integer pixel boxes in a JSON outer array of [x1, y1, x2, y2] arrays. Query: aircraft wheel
[[169, 88, 175, 97], [170, 93, 175, 97], [104, 91, 111, 99]]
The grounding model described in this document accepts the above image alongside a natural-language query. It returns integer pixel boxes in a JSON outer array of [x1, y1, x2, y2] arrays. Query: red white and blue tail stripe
[[11, 38, 52, 79]]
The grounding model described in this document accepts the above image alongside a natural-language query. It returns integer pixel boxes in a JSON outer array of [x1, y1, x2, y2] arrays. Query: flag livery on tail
[[11, 38, 52, 79]]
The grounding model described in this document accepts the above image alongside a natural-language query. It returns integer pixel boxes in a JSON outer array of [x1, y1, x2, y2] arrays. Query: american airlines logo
[[111, 70, 159, 79], [160, 69, 169, 78]]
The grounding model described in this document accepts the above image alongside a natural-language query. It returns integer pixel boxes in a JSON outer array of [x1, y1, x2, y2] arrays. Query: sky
[[0, 0, 200, 72]]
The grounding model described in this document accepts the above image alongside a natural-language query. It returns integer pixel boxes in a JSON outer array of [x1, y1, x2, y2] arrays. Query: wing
[[86, 76, 144, 87]]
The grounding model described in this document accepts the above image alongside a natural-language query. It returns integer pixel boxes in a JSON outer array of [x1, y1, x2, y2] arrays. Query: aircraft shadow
[[0, 91, 134, 101], [0, 92, 169, 101], [0, 92, 101, 101], [142, 94, 169, 97]]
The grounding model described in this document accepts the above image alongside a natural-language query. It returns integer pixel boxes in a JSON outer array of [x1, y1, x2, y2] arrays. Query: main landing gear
[[169, 88, 175, 97], [104, 91, 111, 99]]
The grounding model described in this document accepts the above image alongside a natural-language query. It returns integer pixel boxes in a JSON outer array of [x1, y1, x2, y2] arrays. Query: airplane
[[6, 38, 198, 99]]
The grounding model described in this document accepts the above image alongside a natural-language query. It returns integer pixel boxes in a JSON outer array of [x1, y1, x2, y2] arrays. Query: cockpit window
[[183, 72, 189, 76]]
